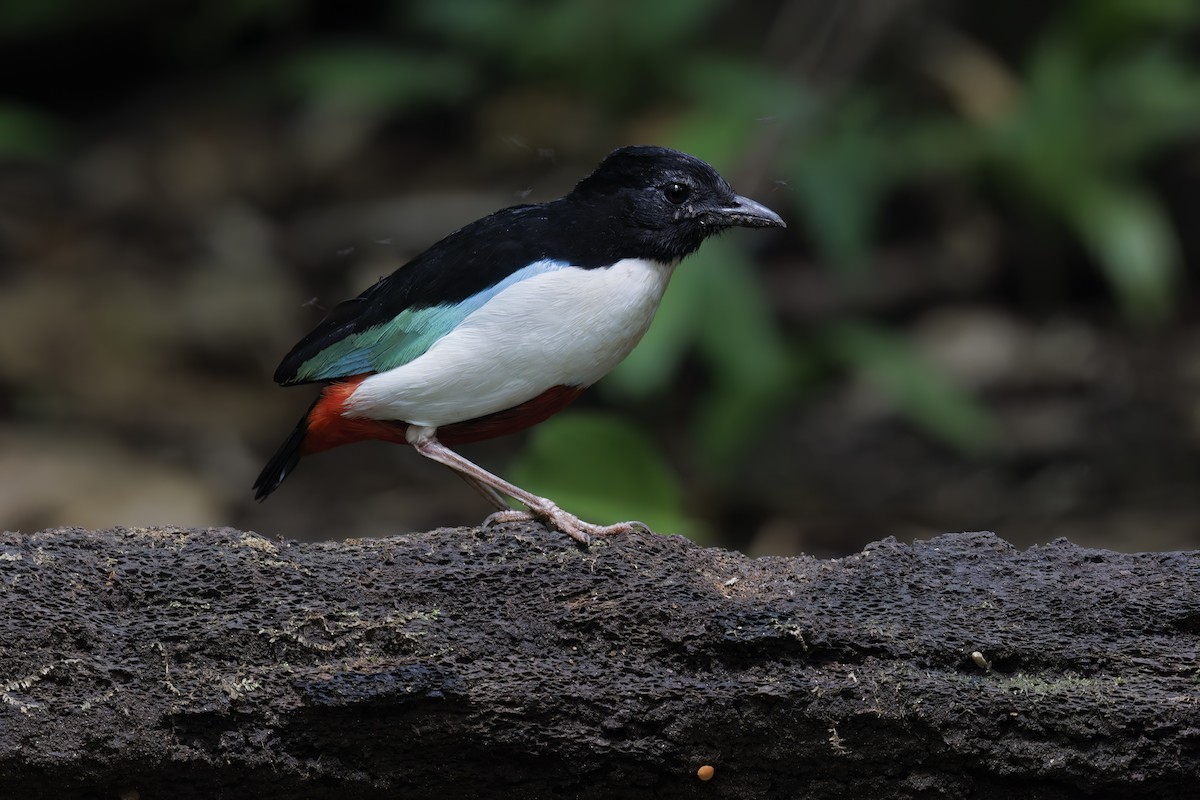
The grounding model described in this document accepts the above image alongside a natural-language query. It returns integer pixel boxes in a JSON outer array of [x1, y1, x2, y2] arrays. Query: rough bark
[[0, 526, 1197, 799]]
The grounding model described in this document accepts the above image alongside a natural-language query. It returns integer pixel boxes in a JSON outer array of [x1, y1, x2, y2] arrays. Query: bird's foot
[[483, 505, 649, 546]]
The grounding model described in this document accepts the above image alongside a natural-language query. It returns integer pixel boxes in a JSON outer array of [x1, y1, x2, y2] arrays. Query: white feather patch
[[344, 258, 677, 427]]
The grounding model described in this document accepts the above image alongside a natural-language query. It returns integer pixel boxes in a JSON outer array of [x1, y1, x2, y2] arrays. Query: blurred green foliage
[[966, 38, 1199, 323], [819, 321, 996, 454], [3, 0, 1198, 535]]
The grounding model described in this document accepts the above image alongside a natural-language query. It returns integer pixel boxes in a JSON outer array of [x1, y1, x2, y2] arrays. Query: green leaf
[[981, 41, 1095, 209], [508, 413, 700, 539], [1068, 184, 1179, 324], [822, 321, 996, 453]]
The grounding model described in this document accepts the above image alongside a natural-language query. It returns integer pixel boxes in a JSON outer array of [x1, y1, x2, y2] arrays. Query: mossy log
[[1, 526, 1197, 799]]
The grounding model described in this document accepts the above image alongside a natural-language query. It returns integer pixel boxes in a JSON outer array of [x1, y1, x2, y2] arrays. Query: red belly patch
[[437, 384, 586, 445], [300, 376, 586, 455]]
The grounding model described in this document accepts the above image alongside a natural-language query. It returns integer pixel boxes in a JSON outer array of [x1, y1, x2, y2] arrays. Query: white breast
[[344, 257, 677, 427]]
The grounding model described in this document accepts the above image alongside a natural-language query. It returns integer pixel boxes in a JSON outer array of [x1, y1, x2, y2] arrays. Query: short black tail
[[253, 410, 309, 501]]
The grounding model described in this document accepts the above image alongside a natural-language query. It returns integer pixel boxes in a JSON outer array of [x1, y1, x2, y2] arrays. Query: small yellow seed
[[697, 765, 715, 781]]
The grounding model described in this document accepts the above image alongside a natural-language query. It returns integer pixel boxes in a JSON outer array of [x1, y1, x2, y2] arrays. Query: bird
[[253, 145, 785, 544]]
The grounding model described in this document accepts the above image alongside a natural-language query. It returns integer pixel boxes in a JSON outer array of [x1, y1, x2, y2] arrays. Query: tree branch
[[1, 526, 1197, 798]]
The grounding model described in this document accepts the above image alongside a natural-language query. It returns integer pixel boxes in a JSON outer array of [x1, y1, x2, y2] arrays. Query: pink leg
[[451, 469, 511, 512], [407, 427, 647, 545]]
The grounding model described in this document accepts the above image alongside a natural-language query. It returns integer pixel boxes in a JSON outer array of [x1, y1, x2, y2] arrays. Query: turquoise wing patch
[[293, 259, 568, 382]]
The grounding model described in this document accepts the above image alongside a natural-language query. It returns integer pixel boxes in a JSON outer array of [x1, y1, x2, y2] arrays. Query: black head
[[565, 145, 785, 263]]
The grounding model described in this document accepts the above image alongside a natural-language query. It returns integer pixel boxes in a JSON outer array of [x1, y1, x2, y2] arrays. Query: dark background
[[2, 0, 1199, 556]]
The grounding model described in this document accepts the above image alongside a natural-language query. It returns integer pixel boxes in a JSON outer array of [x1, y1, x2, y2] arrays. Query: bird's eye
[[663, 183, 691, 204]]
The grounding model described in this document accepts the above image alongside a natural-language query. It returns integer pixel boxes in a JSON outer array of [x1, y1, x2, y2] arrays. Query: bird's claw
[[482, 506, 648, 546]]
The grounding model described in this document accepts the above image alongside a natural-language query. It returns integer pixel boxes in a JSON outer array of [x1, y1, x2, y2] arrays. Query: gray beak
[[716, 194, 786, 229]]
